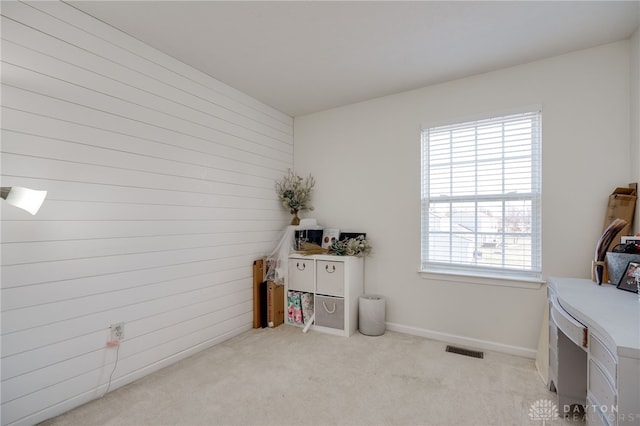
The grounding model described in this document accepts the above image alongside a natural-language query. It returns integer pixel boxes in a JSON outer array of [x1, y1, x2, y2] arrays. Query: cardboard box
[[252, 258, 264, 329], [267, 281, 284, 328], [602, 184, 637, 253]]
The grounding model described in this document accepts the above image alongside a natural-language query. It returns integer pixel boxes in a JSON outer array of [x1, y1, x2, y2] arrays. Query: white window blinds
[[421, 109, 542, 280]]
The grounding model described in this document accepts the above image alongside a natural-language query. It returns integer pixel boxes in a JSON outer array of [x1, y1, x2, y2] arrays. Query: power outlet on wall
[[110, 323, 125, 341]]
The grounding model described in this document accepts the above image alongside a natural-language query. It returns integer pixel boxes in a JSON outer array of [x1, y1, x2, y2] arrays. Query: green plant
[[329, 239, 347, 256], [329, 235, 372, 257]]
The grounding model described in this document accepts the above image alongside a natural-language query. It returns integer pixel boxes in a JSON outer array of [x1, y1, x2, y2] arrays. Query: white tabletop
[[548, 277, 640, 359]]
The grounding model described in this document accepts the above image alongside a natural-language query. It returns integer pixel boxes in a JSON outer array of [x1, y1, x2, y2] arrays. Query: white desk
[[548, 277, 640, 425]]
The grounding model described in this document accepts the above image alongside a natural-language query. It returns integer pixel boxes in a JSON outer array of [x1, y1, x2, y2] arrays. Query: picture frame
[[322, 228, 340, 248], [339, 232, 366, 241], [617, 261, 640, 293]]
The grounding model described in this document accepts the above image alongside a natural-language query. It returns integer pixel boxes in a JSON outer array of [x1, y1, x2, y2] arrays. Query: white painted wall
[[632, 27, 640, 227], [294, 41, 632, 357], [0, 2, 292, 425]]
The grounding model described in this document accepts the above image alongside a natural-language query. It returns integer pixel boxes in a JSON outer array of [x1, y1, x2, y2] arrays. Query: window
[[421, 109, 542, 280]]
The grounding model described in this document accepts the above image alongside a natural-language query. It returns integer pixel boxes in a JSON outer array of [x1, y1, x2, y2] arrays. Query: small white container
[[359, 295, 386, 336]]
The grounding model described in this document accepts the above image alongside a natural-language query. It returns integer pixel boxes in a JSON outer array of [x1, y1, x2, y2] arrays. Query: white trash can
[[359, 294, 386, 336]]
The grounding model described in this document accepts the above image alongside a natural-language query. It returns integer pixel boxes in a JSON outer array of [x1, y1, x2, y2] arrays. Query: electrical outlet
[[110, 323, 125, 341]]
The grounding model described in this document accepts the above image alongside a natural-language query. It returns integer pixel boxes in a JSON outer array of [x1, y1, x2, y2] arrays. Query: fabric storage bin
[[315, 295, 344, 330], [288, 258, 314, 292], [316, 260, 345, 296]]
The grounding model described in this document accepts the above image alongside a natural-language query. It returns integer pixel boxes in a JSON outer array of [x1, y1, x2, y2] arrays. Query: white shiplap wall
[[0, 2, 293, 425]]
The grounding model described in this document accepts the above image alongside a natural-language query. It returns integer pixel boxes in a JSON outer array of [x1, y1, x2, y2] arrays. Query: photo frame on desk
[[617, 261, 640, 293]]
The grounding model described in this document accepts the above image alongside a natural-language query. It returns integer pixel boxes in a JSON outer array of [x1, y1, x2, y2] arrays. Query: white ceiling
[[69, 1, 640, 117]]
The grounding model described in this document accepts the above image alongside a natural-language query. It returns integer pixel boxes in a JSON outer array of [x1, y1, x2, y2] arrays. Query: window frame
[[420, 107, 542, 282]]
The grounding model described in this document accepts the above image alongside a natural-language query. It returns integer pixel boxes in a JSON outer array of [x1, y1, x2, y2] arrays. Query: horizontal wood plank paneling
[[3, 85, 290, 166], [2, 107, 286, 178], [2, 130, 284, 189], [3, 265, 251, 356], [1, 219, 281, 242], [0, 1, 292, 425], [3, 290, 251, 400], [3, 276, 249, 359], [2, 231, 279, 266]]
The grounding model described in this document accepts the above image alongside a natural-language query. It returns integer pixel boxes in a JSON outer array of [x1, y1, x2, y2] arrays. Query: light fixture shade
[[5, 186, 47, 215]]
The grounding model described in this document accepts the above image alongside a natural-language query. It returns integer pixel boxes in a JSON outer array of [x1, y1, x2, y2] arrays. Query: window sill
[[418, 269, 545, 290]]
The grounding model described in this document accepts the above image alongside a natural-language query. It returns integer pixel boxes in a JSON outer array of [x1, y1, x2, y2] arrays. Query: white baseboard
[[386, 322, 537, 359]]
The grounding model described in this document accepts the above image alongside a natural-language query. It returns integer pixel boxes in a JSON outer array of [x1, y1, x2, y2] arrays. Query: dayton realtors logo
[[528, 399, 635, 424], [528, 399, 560, 425]]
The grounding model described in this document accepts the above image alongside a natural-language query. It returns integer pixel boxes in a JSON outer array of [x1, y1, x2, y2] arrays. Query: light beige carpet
[[42, 326, 581, 425]]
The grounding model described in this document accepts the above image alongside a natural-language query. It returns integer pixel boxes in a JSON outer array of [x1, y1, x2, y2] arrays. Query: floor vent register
[[445, 345, 484, 359]]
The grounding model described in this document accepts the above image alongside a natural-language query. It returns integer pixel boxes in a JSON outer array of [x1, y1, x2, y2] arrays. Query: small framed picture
[[617, 261, 640, 293], [339, 232, 366, 241], [322, 228, 340, 248]]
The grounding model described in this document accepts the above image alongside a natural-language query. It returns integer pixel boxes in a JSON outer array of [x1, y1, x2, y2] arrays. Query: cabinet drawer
[[316, 260, 344, 296], [315, 295, 344, 330], [288, 259, 314, 292], [586, 396, 610, 426], [550, 294, 588, 348], [589, 333, 617, 387], [589, 359, 617, 412]]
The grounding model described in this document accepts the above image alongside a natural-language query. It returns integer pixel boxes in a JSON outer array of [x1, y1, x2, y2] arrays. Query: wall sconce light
[[1, 186, 47, 215]]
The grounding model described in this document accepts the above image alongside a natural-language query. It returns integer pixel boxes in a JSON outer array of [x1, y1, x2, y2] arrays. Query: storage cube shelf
[[287, 254, 364, 336]]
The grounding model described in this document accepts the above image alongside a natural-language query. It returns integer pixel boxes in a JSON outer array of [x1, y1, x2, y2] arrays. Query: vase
[[290, 209, 300, 225]]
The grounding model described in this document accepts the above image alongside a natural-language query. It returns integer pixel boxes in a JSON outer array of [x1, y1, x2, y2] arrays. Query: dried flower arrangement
[[275, 169, 315, 225]]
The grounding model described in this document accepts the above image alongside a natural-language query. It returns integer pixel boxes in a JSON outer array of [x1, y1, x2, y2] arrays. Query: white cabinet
[[548, 277, 640, 426], [287, 254, 363, 336]]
